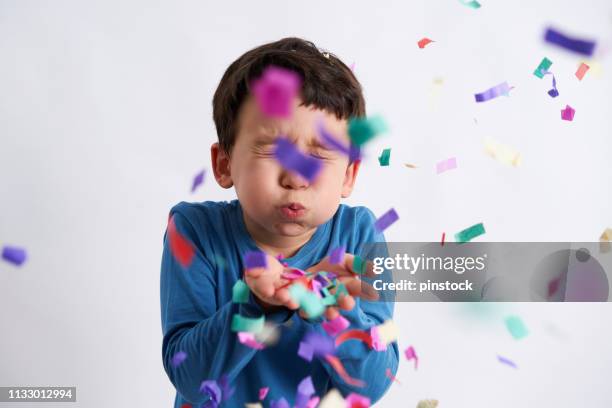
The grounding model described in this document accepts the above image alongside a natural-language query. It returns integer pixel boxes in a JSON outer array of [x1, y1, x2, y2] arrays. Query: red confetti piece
[[417, 38, 434, 49], [325, 355, 366, 387], [575, 63, 590, 80], [335, 329, 372, 349], [168, 215, 196, 268], [441, 232, 446, 246]]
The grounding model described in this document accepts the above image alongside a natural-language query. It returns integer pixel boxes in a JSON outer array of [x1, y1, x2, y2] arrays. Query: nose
[[279, 169, 310, 190]]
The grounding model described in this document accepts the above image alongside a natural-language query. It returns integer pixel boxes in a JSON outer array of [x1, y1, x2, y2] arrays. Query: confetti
[[290, 284, 325, 318], [322, 315, 350, 337], [231, 315, 265, 334], [238, 332, 265, 350], [199, 380, 222, 406], [271, 397, 291, 408], [544, 27, 596, 57], [497, 355, 518, 368], [246, 404, 263, 408], [325, 355, 366, 387], [252, 66, 301, 118], [307, 397, 320, 408], [575, 63, 590, 80], [317, 120, 360, 161], [505, 316, 528, 340], [244, 250, 267, 269], [547, 274, 563, 298], [441, 232, 446, 246], [454, 222, 486, 243], [374, 208, 399, 233], [346, 393, 371, 407], [329, 246, 345, 265], [1, 245, 27, 266], [385, 368, 401, 385], [378, 148, 391, 166], [259, 387, 269, 400], [347, 115, 389, 146], [436, 157, 457, 174], [561, 105, 575, 121], [417, 38, 434, 49], [295, 376, 315, 408], [298, 341, 314, 362], [218, 375, 235, 402], [352, 255, 367, 275], [600, 228, 612, 253], [168, 216, 196, 268], [372, 320, 399, 348], [404, 163, 417, 168], [543, 71, 559, 97], [232, 280, 250, 303], [474, 81, 511, 102], [335, 329, 372, 349], [191, 169, 206, 193], [404, 346, 419, 370], [416, 399, 439, 408], [302, 331, 336, 357], [171, 351, 187, 367], [484, 137, 522, 167], [533, 57, 553, 79], [274, 137, 323, 182], [458, 0, 481, 9]]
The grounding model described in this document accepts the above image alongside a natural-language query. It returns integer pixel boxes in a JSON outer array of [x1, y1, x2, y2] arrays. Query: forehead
[[235, 96, 349, 145]]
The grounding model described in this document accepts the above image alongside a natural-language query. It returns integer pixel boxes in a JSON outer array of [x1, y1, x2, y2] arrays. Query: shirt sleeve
[[160, 210, 291, 404], [310, 207, 399, 403]]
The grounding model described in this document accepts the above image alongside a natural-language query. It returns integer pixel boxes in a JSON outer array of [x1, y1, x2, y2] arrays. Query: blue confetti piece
[[1, 245, 27, 266]]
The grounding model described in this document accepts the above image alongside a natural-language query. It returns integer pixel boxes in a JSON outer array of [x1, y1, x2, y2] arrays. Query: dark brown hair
[[212, 37, 366, 154]]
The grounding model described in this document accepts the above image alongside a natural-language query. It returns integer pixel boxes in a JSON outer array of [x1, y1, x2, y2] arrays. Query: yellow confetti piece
[[484, 137, 522, 167], [404, 163, 418, 168], [580, 60, 602, 78], [245, 403, 263, 408], [417, 399, 439, 408], [376, 320, 399, 345], [600, 227, 612, 253]]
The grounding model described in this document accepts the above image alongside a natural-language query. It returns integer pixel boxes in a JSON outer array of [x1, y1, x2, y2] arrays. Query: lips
[[279, 202, 306, 219]]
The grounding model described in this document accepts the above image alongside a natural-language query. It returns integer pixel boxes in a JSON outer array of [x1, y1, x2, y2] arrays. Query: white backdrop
[[1, 0, 612, 406]]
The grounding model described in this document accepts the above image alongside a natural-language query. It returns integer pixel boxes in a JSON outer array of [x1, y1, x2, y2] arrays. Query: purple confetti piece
[[274, 137, 323, 182], [191, 169, 206, 193], [543, 71, 559, 98], [252, 66, 302, 118], [497, 355, 518, 368], [244, 250, 267, 269], [436, 157, 457, 174], [298, 341, 314, 362], [171, 351, 187, 367], [303, 331, 336, 357], [218, 374, 235, 401], [329, 246, 345, 265], [374, 208, 399, 233], [544, 27, 596, 57], [295, 376, 315, 408], [1, 245, 27, 266], [474, 81, 511, 102], [200, 380, 222, 405], [271, 397, 291, 408]]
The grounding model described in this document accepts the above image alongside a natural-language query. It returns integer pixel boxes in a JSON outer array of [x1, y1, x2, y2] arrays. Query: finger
[[275, 287, 300, 310], [337, 294, 355, 311], [254, 276, 275, 299], [325, 306, 339, 320], [340, 278, 379, 301], [245, 267, 265, 278], [342, 253, 377, 278]]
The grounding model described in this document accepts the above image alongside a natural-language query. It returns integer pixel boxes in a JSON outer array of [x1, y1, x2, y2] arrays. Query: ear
[[211, 142, 234, 189], [341, 159, 360, 198]]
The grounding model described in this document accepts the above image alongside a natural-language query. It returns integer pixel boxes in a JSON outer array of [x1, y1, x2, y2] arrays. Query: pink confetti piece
[[306, 397, 320, 408], [346, 392, 371, 407], [322, 315, 350, 337], [436, 157, 457, 174], [238, 332, 265, 350], [251, 66, 301, 118], [370, 326, 387, 351], [191, 169, 205, 193], [575, 63, 590, 80], [497, 355, 517, 368], [561, 105, 575, 121], [350, 62, 356, 71], [374, 208, 399, 233], [441, 232, 446, 246], [259, 387, 269, 400], [404, 346, 419, 370], [417, 38, 434, 49], [168, 216, 196, 268]]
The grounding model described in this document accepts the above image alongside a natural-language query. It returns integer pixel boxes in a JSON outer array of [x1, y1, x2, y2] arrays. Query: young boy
[[160, 37, 398, 407]]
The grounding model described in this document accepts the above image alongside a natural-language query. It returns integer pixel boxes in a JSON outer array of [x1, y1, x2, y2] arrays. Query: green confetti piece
[[534, 57, 553, 79], [301, 292, 325, 318], [232, 280, 250, 304], [322, 294, 337, 306], [454, 222, 486, 243], [334, 283, 348, 300], [289, 283, 308, 303], [459, 0, 481, 9], [353, 256, 367, 275], [347, 115, 389, 146], [321, 287, 332, 298], [378, 148, 391, 166], [505, 315, 528, 340], [231, 314, 264, 333]]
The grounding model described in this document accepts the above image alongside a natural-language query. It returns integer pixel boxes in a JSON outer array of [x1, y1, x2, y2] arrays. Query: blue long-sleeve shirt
[[160, 200, 398, 407]]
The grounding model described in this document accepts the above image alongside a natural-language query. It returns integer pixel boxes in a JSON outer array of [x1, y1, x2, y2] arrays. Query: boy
[[160, 37, 398, 407]]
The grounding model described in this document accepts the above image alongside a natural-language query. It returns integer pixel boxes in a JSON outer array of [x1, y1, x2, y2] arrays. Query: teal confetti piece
[[348, 115, 389, 146], [335, 283, 348, 300], [454, 222, 486, 243], [232, 280, 250, 304], [231, 314, 264, 333], [301, 292, 325, 318], [378, 148, 391, 166], [505, 315, 528, 340], [459, 0, 481, 9], [534, 57, 553, 79], [353, 255, 367, 275]]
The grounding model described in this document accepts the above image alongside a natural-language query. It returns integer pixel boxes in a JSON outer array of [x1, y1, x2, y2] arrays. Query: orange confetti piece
[[325, 355, 366, 387], [335, 329, 372, 348], [575, 63, 590, 80], [417, 38, 434, 49]]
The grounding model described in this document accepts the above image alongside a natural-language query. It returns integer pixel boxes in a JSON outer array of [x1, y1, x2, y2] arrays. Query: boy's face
[[212, 96, 359, 243]]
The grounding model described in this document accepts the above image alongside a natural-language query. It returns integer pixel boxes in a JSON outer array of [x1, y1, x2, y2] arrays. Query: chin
[[274, 222, 311, 237]]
